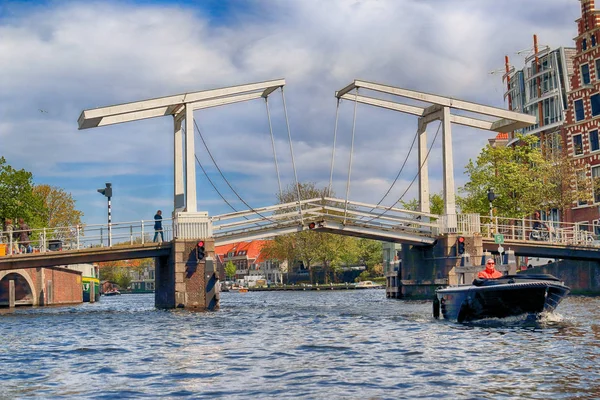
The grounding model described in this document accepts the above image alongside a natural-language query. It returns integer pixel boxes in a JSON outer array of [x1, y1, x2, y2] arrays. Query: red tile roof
[[215, 240, 270, 263], [495, 132, 509, 140]]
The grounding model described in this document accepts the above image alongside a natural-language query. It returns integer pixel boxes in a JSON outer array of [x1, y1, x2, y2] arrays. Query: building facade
[[215, 240, 284, 284], [563, 0, 600, 234]]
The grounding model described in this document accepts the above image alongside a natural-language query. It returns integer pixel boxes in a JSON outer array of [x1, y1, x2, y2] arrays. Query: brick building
[[563, 0, 600, 233], [0, 267, 83, 306]]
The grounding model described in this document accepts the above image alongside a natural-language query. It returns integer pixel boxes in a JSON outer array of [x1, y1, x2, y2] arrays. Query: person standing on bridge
[[4, 218, 19, 255], [18, 218, 32, 253], [153, 210, 164, 243], [477, 258, 502, 279]]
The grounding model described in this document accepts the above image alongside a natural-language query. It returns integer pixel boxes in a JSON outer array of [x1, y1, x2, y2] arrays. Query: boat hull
[[435, 274, 570, 323]]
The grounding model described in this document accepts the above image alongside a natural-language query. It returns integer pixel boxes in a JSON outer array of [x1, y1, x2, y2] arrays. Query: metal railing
[[0, 218, 174, 255], [479, 215, 599, 247]]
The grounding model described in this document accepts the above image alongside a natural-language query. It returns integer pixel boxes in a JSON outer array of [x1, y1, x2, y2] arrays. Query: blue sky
[[0, 0, 581, 226]]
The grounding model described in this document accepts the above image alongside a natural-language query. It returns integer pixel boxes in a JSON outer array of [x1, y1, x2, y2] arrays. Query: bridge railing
[[0, 219, 174, 255], [480, 215, 599, 246]]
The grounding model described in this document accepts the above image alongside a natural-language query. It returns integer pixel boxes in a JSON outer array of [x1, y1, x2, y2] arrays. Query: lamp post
[[98, 183, 112, 246]]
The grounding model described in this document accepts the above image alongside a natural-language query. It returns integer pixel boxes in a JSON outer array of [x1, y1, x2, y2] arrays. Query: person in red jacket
[[477, 259, 503, 279]]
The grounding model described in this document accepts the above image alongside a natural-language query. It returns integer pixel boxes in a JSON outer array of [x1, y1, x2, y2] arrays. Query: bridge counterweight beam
[[417, 118, 430, 214]]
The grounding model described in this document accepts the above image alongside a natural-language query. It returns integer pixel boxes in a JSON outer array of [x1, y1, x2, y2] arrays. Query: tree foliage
[[33, 184, 84, 229], [400, 192, 444, 215], [262, 182, 383, 283], [0, 157, 44, 227], [225, 261, 236, 280], [457, 134, 573, 218]]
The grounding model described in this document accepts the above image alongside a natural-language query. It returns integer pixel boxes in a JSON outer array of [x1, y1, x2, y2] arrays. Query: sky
[[0, 0, 582, 226]]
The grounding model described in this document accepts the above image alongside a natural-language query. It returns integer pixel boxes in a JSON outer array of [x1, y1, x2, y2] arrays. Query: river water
[[0, 290, 599, 399]]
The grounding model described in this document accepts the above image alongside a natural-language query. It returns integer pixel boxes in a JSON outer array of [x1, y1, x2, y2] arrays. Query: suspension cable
[[280, 87, 303, 222], [183, 125, 239, 212], [344, 88, 359, 224], [328, 98, 341, 197], [363, 120, 442, 223], [193, 119, 278, 224], [371, 124, 419, 208], [265, 97, 283, 199]]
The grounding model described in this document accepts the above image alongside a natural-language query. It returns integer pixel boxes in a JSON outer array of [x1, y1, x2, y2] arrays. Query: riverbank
[[244, 284, 384, 292]]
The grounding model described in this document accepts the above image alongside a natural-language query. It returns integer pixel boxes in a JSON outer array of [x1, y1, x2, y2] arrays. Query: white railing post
[[130, 225, 134, 245], [42, 228, 47, 253], [141, 220, 144, 244], [76, 225, 80, 249]]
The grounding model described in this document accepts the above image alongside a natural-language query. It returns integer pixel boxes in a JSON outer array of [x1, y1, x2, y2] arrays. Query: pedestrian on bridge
[[3, 218, 19, 255], [153, 210, 164, 243], [18, 218, 32, 253]]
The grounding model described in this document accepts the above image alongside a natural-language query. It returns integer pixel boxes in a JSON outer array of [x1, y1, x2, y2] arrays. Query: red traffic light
[[308, 222, 316, 229], [197, 240, 205, 247], [458, 236, 465, 243]]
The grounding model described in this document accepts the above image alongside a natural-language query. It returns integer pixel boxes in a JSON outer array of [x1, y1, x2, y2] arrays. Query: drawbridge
[[75, 77, 535, 246]]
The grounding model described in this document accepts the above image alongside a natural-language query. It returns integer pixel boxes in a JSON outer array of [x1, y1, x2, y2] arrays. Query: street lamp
[[97, 183, 112, 246]]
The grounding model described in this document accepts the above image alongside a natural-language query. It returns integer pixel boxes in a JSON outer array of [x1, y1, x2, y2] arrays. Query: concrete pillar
[[184, 105, 197, 213], [441, 106, 457, 231], [417, 118, 430, 214], [155, 238, 218, 310], [174, 117, 185, 213], [9, 280, 15, 308], [90, 282, 95, 303]]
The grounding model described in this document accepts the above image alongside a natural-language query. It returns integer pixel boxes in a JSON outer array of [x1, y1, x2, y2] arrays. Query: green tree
[[0, 157, 45, 227], [225, 261, 236, 281], [400, 192, 444, 215], [457, 134, 560, 218], [357, 238, 383, 274], [33, 184, 84, 228]]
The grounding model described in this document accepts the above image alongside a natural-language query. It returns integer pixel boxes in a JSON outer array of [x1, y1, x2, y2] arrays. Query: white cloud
[[0, 0, 580, 224]]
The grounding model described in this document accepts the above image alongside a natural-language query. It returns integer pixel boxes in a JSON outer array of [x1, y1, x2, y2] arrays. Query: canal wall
[[524, 260, 600, 295]]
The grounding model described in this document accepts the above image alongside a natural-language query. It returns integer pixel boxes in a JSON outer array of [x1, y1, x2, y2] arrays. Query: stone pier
[[155, 238, 219, 310], [398, 234, 484, 298]]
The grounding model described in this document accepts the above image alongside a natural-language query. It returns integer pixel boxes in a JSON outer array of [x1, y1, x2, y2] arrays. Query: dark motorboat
[[433, 274, 570, 323]]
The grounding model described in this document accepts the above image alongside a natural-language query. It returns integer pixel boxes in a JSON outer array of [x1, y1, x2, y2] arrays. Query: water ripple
[[0, 292, 599, 399]]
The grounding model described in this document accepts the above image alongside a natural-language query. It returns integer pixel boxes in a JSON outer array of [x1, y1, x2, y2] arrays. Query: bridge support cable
[[367, 123, 420, 213], [362, 121, 441, 224], [265, 97, 283, 199], [280, 87, 303, 223], [344, 88, 359, 225], [328, 98, 341, 197], [193, 119, 278, 225]]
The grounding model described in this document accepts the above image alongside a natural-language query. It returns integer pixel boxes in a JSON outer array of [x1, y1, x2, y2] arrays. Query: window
[[575, 99, 585, 121], [582, 64, 591, 85], [573, 134, 583, 155], [594, 220, 600, 237], [596, 59, 600, 80], [593, 34, 597, 47], [591, 130, 600, 152], [593, 165, 600, 203], [583, 38, 587, 51], [592, 93, 600, 117]]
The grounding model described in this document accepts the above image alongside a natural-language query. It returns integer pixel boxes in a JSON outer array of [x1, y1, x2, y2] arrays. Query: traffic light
[[457, 236, 465, 254], [308, 222, 316, 229], [97, 182, 112, 198], [196, 240, 206, 261]]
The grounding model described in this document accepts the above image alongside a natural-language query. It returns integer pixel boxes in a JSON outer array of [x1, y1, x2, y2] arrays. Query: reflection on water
[[1, 291, 599, 399]]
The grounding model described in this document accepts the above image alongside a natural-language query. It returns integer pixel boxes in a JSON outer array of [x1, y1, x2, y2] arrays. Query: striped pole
[[108, 196, 112, 247]]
